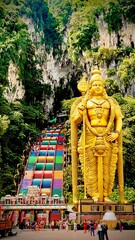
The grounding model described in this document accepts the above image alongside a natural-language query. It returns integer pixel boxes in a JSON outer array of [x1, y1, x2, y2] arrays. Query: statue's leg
[[103, 148, 111, 201], [85, 149, 98, 201], [108, 143, 118, 195], [103, 144, 118, 202]]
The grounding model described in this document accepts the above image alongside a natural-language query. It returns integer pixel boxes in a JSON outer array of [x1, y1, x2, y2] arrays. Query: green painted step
[[28, 156, 37, 164], [19, 189, 28, 196], [52, 188, 62, 197], [59, 133, 64, 136], [35, 163, 45, 170], [55, 156, 63, 164], [45, 163, 53, 170], [50, 141, 57, 145]]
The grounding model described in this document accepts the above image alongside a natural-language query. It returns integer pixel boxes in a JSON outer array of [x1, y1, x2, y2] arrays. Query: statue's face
[[91, 80, 104, 96]]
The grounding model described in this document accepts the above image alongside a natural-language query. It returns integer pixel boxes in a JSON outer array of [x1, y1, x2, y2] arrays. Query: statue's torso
[[87, 98, 110, 127]]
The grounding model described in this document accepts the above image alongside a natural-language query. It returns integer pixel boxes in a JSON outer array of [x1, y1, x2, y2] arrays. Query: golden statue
[[70, 67, 124, 203]]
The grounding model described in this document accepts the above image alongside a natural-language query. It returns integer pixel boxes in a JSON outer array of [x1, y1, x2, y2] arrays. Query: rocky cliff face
[[4, 61, 25, 102], [5, 15, 135, 106], [95, 15, 135, 48]]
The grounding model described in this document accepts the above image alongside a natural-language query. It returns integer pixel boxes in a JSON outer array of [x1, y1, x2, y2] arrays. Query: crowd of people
[[19, 217, 124, 240], [83, 219, 109, 240]]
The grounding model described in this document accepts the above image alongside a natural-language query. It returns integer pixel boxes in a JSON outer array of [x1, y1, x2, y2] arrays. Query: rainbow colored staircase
[[18, 126, 65, 200]]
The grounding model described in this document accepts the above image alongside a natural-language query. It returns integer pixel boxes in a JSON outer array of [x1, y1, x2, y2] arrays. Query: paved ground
[[2, 229, 135, 240]]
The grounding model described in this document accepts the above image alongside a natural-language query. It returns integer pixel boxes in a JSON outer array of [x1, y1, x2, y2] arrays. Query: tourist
[[101, 221, 109, 240], [89, 220, 95, 236], [65, 220, 69, 232], [35, 221, 40, 231], [118, 220, 123, 232], [83, 219, 88, 233], [19, 219, 25, 230], [94, 220, 98, 230], [57, 220, 60, 230], [73, 220, 77, 232], [51, 220, 54, 231], [97, 220, 103, 240], [25, 220, 30, 229], [40, 219, 45, 229]]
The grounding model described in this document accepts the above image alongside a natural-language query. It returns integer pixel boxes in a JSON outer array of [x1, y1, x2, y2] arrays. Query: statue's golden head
[[90, 67, 104, 87], [89, 67, 108, 98]]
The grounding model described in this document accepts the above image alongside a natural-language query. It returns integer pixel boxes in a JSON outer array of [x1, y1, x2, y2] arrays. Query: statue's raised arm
[[70, 67, 124, 204]]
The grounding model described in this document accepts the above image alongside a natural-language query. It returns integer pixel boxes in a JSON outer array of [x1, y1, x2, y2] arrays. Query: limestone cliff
[[3, 2, 135, 109]]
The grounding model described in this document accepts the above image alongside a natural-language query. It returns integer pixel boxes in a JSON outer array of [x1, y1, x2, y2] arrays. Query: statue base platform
[[77, 199, 135, 223]]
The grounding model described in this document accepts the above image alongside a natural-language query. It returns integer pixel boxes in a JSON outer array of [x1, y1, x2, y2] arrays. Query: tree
[[104, 1, 123, 33], [68, 10, 98, 61], [0, 115, 10, 136], [97, 46, 115, 68], [118, 0, 135, 23], [120, 96, 135, 188], [105, 78, 120, 96], [118, 53, 135, 95], [110, 186, 135, 203]]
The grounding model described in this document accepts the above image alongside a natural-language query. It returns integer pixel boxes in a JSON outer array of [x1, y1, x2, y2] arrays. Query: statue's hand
[[78, 104, 85, 111], [106, 132, 118, 142], [78, 104, 86, 115]]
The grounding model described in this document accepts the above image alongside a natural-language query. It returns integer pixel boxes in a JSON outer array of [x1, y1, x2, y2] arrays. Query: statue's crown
[[91, 67, 101, 76], [90, 67, 104, 86]]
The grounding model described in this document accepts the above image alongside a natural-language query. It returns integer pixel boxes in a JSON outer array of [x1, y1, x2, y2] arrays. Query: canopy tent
[[48, 117, 57, 123]]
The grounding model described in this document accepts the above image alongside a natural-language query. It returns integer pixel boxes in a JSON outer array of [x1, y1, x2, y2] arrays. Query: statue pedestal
[[78, 199, 134, 225]]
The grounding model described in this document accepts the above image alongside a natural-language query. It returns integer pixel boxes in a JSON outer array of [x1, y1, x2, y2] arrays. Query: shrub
[[107, 68, 116, 77]]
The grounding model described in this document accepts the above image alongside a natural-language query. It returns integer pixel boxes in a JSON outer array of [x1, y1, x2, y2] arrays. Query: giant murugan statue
[[70, 67, 124, 204]]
